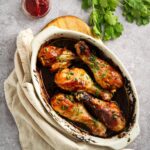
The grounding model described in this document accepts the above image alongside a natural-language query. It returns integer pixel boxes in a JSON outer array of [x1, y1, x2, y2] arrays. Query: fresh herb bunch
[[82, 0, 124, 40], [82, 0, 150, 40], [122, 0, 150, 25]]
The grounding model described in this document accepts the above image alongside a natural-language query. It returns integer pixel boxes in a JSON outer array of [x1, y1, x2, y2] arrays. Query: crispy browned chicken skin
[[75, 91, 126, 132], [75, 41, 123, 91], [38, 45, 75, 72], [54, 68, 113, 101], [51, 93, 106, 137]]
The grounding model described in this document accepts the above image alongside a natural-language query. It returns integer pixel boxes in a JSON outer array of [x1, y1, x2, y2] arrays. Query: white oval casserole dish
[[31, 26, 140, 150]]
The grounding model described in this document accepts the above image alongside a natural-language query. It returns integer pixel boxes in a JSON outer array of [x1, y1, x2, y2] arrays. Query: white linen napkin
[[4, 29, 110, 150]]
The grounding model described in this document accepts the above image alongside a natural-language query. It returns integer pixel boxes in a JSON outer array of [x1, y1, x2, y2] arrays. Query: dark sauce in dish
[[36, 38, 135, 137]]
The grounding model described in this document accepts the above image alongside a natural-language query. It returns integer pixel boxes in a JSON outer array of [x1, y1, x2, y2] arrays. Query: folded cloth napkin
[[4, 29, 109, 150]]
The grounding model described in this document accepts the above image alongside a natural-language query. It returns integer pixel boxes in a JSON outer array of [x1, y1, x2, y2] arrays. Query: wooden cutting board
[[43, 15, 93, 36]]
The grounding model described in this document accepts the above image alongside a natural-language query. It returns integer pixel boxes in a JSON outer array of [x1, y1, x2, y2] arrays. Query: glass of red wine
[[22, 0, 51, 18]]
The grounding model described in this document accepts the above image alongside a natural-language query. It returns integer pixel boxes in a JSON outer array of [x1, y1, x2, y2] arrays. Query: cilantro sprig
[[81, 0, 150, 41], [82, 0, 123, 40], [122, 0, 150, 25]]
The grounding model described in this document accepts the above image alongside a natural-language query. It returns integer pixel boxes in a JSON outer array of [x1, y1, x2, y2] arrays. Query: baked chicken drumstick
[[54, 68, 113, 101], [75, 91, 126, 132], [51, 93, 106, 137], [38, 45, 75, 72], [75, 41, 123, 91]]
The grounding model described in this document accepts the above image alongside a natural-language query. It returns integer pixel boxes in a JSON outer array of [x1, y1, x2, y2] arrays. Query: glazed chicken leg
[[51, 93, 106, 137], [75, 41, 123, 91], [38, 45, 75, 72], [54, 68, 113, 100], [75, 92, 126, 132]]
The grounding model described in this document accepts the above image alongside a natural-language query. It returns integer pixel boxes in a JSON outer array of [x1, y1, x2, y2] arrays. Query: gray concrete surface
[[0, 0, 150, 149]]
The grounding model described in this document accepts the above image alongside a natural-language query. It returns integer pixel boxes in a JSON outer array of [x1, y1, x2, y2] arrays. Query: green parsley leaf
[[104, 11, 118, 25], [82, 0, 92, 10], [61, 105, 68, 110], [92, 0, 99, 5], [109, 0, 120, 11], [104, 22, 123, 40], [99, 0, 108, 8], [95, 89, 99, 97], [65, 95, 74, 102], [114, 22, 124, 35], [90, 9, 102, 25], [92, 25, 102, 36], [45, 48, 49, 52], [104, 25, 115, 40]]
